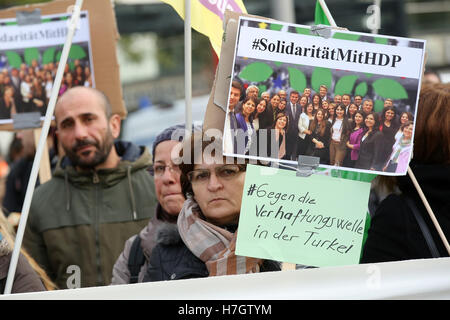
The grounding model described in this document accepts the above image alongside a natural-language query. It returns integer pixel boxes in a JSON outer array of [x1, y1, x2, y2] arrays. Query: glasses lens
[[216, 165, 240, 179], [187, 169, 210, 183]]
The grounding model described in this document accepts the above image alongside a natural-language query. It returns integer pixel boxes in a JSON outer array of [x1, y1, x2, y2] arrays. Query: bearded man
[[23, 87, 157, 289]]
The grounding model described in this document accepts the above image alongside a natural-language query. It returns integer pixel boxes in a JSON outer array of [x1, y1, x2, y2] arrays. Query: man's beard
[[64, 130, 115, 170]]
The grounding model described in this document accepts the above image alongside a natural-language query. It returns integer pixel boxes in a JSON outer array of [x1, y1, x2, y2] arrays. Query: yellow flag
[[160, 0, 247, 56]]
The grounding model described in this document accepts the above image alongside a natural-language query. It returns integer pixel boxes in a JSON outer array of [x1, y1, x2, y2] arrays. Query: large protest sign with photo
[[236, 164, 371, 267], [0, 11, 94, 124], [222, 16, 426, 176]]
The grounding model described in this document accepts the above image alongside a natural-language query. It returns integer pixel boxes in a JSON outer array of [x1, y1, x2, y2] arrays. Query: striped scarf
[[177, 197, 262, 276]]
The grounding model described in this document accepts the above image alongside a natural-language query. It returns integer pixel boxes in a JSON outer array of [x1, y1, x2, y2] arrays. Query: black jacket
[[361, 161, 450, 263], [143, 223, 208, 282], [143, 224, 281, 282]]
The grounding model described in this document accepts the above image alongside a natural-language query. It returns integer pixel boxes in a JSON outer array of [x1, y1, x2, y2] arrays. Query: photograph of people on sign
[[0, 11, 94, 124], [222, 16, 426, 176]]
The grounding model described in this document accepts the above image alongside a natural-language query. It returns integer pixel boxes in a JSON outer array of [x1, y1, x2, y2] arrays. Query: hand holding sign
[[236, 164, 371, 267]]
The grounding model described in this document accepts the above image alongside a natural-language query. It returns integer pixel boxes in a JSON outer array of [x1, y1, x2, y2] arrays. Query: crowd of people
[[0, 76, 448, 295], [225, 82, 414, 173], [0, 58, 92, 119]]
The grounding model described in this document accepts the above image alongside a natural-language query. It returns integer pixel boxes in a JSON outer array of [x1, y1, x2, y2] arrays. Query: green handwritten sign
[[236, 164, 371, 267]]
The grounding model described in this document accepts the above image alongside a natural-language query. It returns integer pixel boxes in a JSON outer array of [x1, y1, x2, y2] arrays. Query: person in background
[[355, 112, 382, 170], [311, 93, 322, 113], [23, 87, 157, 289], [362, 83, 450, 262], [142, 135, 280, 282], [318, 84, 328, 102], [374, 106, 400, 171], [345, 110, 365, 168], [286, 90, 302, 160], [297, 103, 314, 157], [112, 125, 187, 284], [395, 111, 414, 142], [223, 80, 242, 154], [383, 121, 413, 173], [333, 94, 342, 105], [0, 209, 56, 293], [270, 112, 289, 160], [235, 96, 256, 155], [329, 104, 350, 167], [307, 108, 331, 164]]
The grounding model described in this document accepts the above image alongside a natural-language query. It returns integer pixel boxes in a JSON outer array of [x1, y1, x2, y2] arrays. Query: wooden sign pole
[[33, 128, 52, 184]]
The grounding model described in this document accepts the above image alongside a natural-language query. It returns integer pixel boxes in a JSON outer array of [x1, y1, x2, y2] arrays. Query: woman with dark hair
[[311, 93, 322, 113], [298, 95, 308, 114], [235, 96, 256, 155], [269, 94, 281, 121], [307, 108, 331, 164], [344, 110, 365, 168], [0, 86, 17, 119], [329, 104, 351, 166], [374, 106, 400, 170], [383, 121, 413, 173], [297, 103, 314, 156], [395, 111, 414, 142], [268, 112, 289, 160], [346, 103, 358, 121], [252, 98, 267, 132], [31, 77, 47, 116], [355, 111, 382, 170], [362, 83, 450, 262], [326, 103, 336, 123], [142, 135, 280, 282]]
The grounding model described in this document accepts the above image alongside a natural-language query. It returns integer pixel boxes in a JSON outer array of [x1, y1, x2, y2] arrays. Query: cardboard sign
[[218, 15, 426, 176], [236, 164, 371, 267], [0, 0, 125, 130]]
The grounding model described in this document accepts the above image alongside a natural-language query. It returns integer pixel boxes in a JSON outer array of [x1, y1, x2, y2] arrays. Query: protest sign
[[0, 0, 124, 130], [0, 11, 94, 125], [235, 164, 371, 267], [222, 16, 426, 176]]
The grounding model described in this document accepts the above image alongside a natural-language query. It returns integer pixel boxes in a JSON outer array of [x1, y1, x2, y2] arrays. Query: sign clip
[[296, 155, 320, 177]]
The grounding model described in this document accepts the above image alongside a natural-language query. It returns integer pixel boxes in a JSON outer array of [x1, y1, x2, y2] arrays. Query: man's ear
[[109, 114, 121, 139]]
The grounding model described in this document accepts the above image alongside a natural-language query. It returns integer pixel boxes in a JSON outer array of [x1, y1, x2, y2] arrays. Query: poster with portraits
[[0, 11, 94, 124], [222, 16, 426, 176]]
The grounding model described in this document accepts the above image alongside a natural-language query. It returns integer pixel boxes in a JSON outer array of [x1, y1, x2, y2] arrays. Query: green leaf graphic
[[311, 67, 332, 93], [374, 37, 389, 45], [68, 44, 87, 61], [24, 48, 39, 66], [5, 51, 22, 69], [372, 78, 408, 99], [288, 67, 307, 92], [355, 82, 368, 97], [334, 75, 358, 95], [239, 62, 273, 82], [374, 99, 384, 112], [332, 33, 361, 41], [269, 24, 283, 31], [42, 47, 56, 65], [295, 27, 310, 35]]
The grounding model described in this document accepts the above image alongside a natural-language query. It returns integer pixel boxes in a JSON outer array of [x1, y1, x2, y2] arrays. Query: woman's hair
[[309, 108, 327, 137], [414, 83, 450, 164], [331, 104, 351, 137], [273, 112, 288, 130], [381, 106, 396, 123], [239, 96, 257, 121], [400, 111, 414, 122], [400, 120, 414, 132], [0, 210, 57, 291], [364, 111, 380, 136], [178, 132, 250, 197], [351, 110, 366, 130], [312, 93, 322, 107]]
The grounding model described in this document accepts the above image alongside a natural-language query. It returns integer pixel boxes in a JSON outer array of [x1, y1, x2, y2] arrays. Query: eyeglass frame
[[186, 164, 246, 185], [150, 163, 181, 177]]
